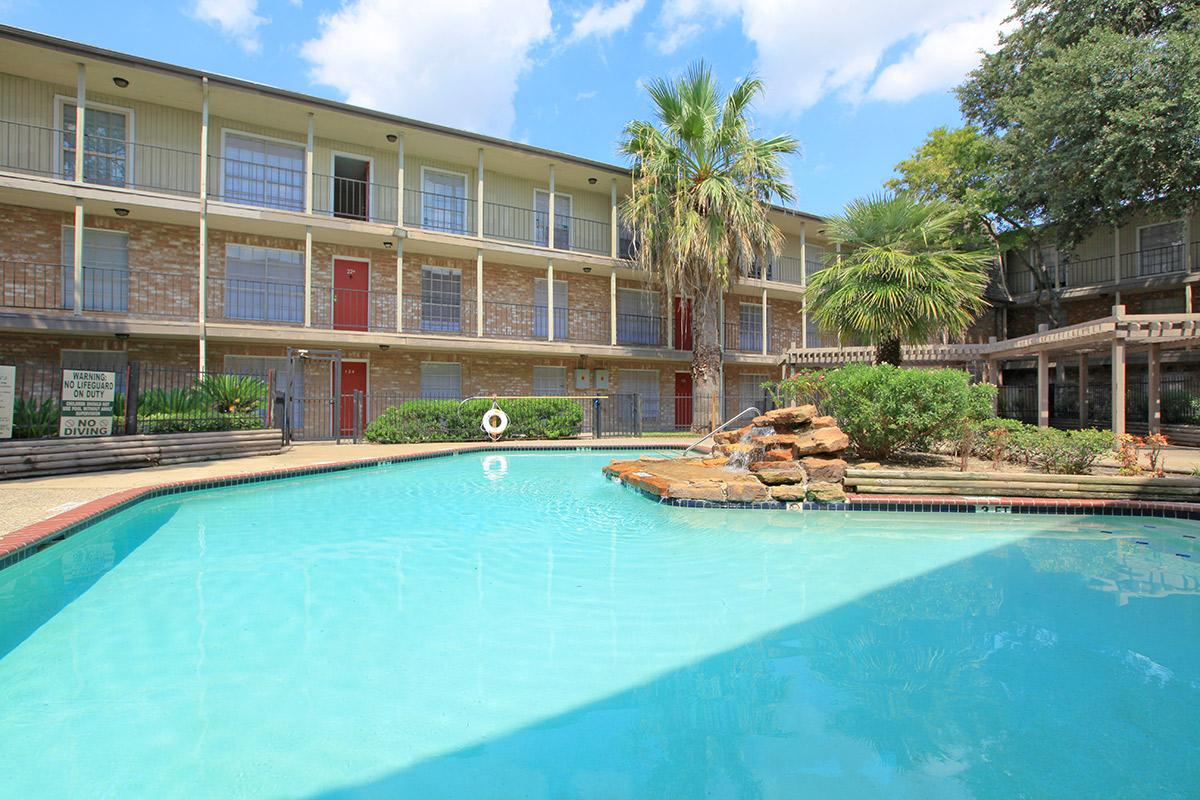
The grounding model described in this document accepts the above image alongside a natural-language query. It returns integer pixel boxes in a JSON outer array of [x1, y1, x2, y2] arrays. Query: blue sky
[[0, 0, 1010, 217]]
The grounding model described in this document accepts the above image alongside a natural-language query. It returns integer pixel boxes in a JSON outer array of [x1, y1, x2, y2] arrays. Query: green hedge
[[970, 418, 1114, 474], [365, 398, 583, 443], [138, 413, 265, 435]]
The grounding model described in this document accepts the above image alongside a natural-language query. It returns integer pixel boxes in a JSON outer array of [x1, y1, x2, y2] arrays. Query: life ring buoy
[[481, 405, 509, 440]]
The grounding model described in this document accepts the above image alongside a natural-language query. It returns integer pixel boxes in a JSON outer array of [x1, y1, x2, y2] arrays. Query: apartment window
[[421, 362, 461, 399], [61, 101, 129, 186], [738, 303, 771, 352], [533, 278, 568, 338], [533, 366, 567, 396], [224, 355, 300, 425], [1138, 221, 1185, 276], [223, 244, 304, 323], [616, 288, 660, 345], [738, 373, 769, 410], [805, 245, 826, 279], [222, 132, 305, 211], [617, 369, 659, 423], [62, 227, 129, 312], [805, 312, 824, 349], [421, 168, 468, 234], [421, 266, 462, 332], [534, 190, 571, 249]]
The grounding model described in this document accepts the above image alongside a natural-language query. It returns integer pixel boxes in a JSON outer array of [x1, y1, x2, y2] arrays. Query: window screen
[[532, 366, 567, 396], [62, 227, 129, 311], [420, 362, 461, 399]]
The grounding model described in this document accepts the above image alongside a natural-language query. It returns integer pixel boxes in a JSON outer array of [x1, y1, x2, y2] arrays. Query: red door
[[674, 371, 693, 430], [336, 361, 367, 436], [673, 297, 693, 351], [333, 257, 369, 331]]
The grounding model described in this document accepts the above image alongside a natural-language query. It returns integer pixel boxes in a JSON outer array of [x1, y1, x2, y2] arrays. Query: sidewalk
[[0, 438, 685, 540]]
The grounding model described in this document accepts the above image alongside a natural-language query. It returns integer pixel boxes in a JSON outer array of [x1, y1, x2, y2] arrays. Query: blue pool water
[[0, 451, 1197, 799]]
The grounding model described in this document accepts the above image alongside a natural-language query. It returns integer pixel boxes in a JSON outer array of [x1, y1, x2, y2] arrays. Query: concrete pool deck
[[0, 438, 690, 541]]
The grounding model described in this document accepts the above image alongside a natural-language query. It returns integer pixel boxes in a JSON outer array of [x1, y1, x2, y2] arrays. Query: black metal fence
[[4, 361, 275, 439], [998, 376, 1200, 428]]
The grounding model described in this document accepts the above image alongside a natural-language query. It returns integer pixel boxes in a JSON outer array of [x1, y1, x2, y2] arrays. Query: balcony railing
[[208, 155, 307, 212], [0, 261, 198, 319], [615, 312, 665, 347], [310, 285, 398, 333], [723, 320, 773, 354], [0, 120, 200, 196], [211, 277, 305, 326], [743, 256, 803, 285], [1008, 242, 1197, 294], [1120, 242, 1186, 280], [312, 172, 399, 225], [400, 294, 478, 336]]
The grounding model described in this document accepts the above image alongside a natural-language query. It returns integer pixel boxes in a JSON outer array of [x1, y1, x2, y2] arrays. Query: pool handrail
[[680, 407, 761, 458]]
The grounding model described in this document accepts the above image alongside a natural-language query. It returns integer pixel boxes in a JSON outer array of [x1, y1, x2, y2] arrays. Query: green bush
[[1026, 427, 1115, 475], [12, 397, 59, 439], [795, 364, 995, 460], [137, 387, 206, 416], [365, 398, 583, 444], [194, 374, 268, 415], [138, 412, 264, 435]]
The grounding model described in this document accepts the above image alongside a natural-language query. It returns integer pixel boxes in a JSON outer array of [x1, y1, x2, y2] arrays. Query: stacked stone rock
[[711, 404, 850, 501]]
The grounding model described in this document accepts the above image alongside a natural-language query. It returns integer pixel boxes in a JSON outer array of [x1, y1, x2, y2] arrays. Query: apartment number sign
[[59, 369, 116, 437], [0, 365, 13, 439]]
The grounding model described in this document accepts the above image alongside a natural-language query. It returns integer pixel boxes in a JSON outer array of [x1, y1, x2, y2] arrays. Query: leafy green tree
[[620, 61, 798, 429], [806, 193, 992, 365], [957, 0, 1200, 265]]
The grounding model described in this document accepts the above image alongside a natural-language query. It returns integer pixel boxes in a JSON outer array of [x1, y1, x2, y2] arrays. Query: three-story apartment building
[[0, 26, 839, 432]]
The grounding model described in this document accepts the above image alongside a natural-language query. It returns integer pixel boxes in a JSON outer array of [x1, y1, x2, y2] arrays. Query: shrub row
[[365, 399, 583, 443], [968, 418, 1114, 475]]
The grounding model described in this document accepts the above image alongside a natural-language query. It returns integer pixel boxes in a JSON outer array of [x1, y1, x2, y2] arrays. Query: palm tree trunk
[[692, 284, 723, 431], [875, 336, 902, 366]]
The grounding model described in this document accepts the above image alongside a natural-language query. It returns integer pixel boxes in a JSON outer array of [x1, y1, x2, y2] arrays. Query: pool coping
[[3, 442, 1200, 572]]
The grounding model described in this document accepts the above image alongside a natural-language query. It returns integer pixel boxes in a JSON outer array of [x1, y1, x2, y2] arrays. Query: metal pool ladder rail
[[680, 407, 761, 458]]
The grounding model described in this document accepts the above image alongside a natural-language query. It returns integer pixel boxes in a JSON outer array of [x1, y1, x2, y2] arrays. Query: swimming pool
[[0, 450, 1197, 799]]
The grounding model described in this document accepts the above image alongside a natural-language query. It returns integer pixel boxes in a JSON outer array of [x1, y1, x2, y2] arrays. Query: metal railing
[[402, 188, 477, 235], [212, 277, 305, 325], [0, 261, 198, 319], [1121, 243, 1187, 280], [743, 256, 804, 285], [311, 171, 399, 225], [310, 285, 398, 333], [723, 320, 772, 354], [1059, 254, 1114, 288], [208, 155, 307, 212], [615, 312, 665, 347], [400, 294, 478, 336]]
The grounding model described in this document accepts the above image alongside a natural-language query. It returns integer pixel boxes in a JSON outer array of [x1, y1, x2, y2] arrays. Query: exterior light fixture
[[112, 77, 129, 88], [114, 208, 130, 217], [386, 134, 398, 143], [379, 344, 390, 351], [383, 240, 393, 249], [114, 332, 130, 340], [587, 177, 598, 185], [582, 267, 592, 273]]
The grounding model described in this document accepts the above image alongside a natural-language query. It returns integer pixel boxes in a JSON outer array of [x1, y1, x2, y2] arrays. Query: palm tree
[[807, 193, 991, 365], [620, 62, 798, 430]]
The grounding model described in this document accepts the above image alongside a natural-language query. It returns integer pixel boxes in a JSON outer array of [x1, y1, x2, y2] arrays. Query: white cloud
[[301, 0, 553, 136], [189, 0, 267, 54], [655, 0, 1011, 113], [567, 0, 646, 44], [576, 90, 598, 100]]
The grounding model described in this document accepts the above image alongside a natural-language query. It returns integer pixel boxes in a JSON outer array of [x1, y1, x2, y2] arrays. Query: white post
[[304, 227, 313, 327], [1113, 225, 1121, 283], [546, 260, 555, 341], [610, 179, 618, 258], [1183, 209, 1192, 273], [1036, 344, 1049, 428], [476, 248, 484, 337], [476, 148, 484, 238], [198, 77, 209, 372], [396, 133, 405, 226], [1148, 342, 1161, 434], [72, 63, 85, 315], [1112, 304, 1127, 435], [1187, 283, 1194, 313], [761, 287, 768, 356], [395, 241, 404, 332], [609, 270, 617, 345], [1078, 352, 1088, 427], [305, 113, 314, 215], [547, 164, 556, 251], [799, 224, 807, 288], [718, 290, 725, 349]]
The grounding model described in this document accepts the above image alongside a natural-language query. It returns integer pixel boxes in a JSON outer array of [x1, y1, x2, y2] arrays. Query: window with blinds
[[616, 288, 660, 345], [222, 132, 305, 211], [532, 366, 567, 396], [420, 362, 461, 399], [61, 102, 129, 186], [421, 266, 462, 332], [223, 244, 304, 322], [62, 227, 129, 312]]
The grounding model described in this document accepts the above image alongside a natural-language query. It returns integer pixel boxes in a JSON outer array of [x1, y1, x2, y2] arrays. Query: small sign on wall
[[59, 369, 116, 438], [0, 365, 13, 439], [593, 369, 610, 390], [574, 368, 592, 390]]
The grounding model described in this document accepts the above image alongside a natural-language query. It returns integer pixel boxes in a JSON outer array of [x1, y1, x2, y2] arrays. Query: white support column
[[304, 226, 313, 327], [718, 290, 725, 350], [667, 293, 674, 351], [609, 270, 617, 345], [395, 241, 404, 332], [475, 249, 484, 337], [395, 133, 405, 226], [1113, 225, 1121, 283], [799, 223, 808, 349], [72, 63, 85, 315], [761, 287, 768, 356], [986, 352, 1000, 415], [1186, 283, 1193, 313], [1183, 209, 1193, 273], [198, 77, 210, 372], [305, 114, 314, 216], [546, 261, 555, 341], [1036, 341, 1050, 428], [1112, 304, 1127, 435], [1148, 342, 1161, 434], [1078, 352, 1088, 427], [547, 164, 556, 251], [610, 179, 618, 258], [476, 149, 484, 238]]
